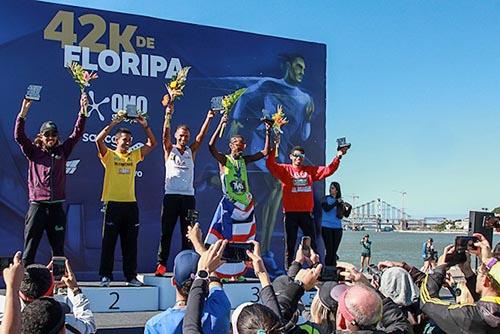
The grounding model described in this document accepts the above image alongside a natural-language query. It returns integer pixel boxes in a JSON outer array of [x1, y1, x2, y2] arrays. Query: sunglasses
[[43, 132, 58, 138], [291, 153, 305, 159]]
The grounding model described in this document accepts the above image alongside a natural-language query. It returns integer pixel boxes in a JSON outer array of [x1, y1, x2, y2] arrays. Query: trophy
[[210, 96, 224, 111], [260, 109, 274, 126], [336, 137, 352, 151], [25, 85, 42, 101], [125, 104, 139, 119]]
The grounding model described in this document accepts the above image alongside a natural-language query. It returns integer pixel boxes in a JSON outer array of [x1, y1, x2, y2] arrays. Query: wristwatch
[[209, 276, 221, 284], [195, 270, 210, 281]]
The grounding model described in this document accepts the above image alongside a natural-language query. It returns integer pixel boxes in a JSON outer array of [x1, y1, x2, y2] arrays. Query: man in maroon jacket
[[14, 94, 87, 265]]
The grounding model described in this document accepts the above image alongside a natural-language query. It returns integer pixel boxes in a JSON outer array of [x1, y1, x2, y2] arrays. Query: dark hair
[[237, 303, 282, 334], [230, 134, 245, 143], [20, 264, 52, 300], [175, 278, 194, 298], [115, 127, 132, 136], [330, 182, 342, 199], [176, 124, 190, 132], [33, 135, 61, 150], [279, 53, 305, 68], [21, 297, 65, 334], [290, 146, 305, 154]]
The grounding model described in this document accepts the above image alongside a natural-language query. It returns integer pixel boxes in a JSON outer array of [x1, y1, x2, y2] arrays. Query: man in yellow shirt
[[96, 114, 156, 287]]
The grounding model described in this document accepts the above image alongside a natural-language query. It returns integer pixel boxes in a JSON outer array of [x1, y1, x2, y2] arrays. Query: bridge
[[345, 198, 423, 231]]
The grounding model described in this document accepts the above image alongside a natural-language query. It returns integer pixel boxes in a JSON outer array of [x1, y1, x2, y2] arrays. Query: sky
[[40, 0, 500, 218]]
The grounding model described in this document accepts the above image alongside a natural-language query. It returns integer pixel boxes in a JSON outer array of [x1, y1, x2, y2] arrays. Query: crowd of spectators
[[1, 226, 499, 334]]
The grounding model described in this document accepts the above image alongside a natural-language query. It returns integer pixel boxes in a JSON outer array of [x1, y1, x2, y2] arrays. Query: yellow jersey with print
[[99, 148, 143, 202]]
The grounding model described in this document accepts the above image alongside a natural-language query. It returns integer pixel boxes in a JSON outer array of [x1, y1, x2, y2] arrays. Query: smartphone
[[484, 215, 500, 229], [0, 256, 14, 272], [52, 256, 66, 281], [301, 236, 311, 257], [367, 264, 382, 285], [455, 236, 479, 252], [186, 209, 199, 227], [210, 96, 224, 111], [221, 242, 254, 263], [318, 265, 337, 281]]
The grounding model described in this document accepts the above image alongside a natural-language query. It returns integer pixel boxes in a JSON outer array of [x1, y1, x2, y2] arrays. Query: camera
[[444, 236, 478, 265], [318, 265, 338, 282]]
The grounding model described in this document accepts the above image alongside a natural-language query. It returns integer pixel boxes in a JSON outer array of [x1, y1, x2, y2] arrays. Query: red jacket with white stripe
[[266, 149, 340, 213]]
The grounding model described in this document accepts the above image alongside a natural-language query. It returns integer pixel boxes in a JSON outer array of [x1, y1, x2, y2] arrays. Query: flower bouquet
[[219, 88, 246, 137], [271, 105, 288, 157], [162, 66, 191, 107], [67, 62, 98, 117]]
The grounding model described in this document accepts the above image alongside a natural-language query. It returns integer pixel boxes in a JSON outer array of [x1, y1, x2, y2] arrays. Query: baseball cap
[[173, 250, 200, 287], [489, 262, 500, 285], [40, 121, 58, 134], [318, 281, 349, 311]]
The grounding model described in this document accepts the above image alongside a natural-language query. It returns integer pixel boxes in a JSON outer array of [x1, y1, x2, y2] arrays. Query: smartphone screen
[[301, 236, 311, 257], [221, 242, 254, 263], [52, 256, 66, 280]]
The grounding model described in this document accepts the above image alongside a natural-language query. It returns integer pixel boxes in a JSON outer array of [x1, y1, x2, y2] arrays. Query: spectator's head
[[21, 297, 65, 334], [19, 264, 54, 303], [311, 282, 347, 329], [329, 182, 341, 199], [175, 124, 191, 147], [476, 262, 500, 297], [35, 121, 60, 149], [289, 146, 305, 167], [114, 127, 133, 153], [172, 250, 200, 298], [428, 238, 433, 244], [234, 303, 282, 334], [363, 234, 369, 241], [336, 284, 383, 331], [379, 267, 419, 306]]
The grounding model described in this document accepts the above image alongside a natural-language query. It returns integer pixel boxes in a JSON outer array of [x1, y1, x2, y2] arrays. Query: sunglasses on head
[[43, 131, 58, 138], [291, 153, 305, 158]]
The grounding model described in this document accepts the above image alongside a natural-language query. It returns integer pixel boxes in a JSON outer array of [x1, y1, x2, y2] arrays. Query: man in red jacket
[[266, 145, 347, 267]]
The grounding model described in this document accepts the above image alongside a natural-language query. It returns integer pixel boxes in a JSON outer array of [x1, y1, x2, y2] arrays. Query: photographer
[[320, 181, 351, 266], [146, 223, 230, 334], [417, 234, 500, 334]]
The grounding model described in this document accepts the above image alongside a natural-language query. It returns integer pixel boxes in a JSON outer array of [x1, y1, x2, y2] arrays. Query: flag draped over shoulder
[[205, 197, 256, 277]]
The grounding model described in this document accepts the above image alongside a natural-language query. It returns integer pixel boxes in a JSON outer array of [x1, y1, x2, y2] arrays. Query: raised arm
[[137, 116, 157, 158], [266, 143, 289, 182], [311, 150, 344, 181], [162, 104, 173, 158], [243, 122, 271, 163], [190, 109, 216, 156], [96, 117, 122, 157], [208, 114, 227, 165], [1, 251, 24, 334], [14, 99, 35, 159]]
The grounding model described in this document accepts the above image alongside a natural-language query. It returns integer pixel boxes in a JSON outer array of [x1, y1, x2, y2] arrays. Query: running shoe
[[100, 276, 111, 287], [155, 263, 168, 277]]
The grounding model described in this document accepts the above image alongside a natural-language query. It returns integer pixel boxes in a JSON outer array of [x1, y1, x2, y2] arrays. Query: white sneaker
[[126, 278, 143, 287], [100, 276, 111, 287]]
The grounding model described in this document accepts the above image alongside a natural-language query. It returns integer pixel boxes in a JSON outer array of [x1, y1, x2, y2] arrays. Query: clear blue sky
[[42, 0, 500, 218]]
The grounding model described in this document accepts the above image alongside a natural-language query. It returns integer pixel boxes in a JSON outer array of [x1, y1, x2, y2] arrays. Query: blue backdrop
[[0, 0, 326, 279]]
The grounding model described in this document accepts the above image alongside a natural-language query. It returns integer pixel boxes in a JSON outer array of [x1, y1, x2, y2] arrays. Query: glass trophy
[[25, 85, 42, 101], [336, 137, 352, 151]]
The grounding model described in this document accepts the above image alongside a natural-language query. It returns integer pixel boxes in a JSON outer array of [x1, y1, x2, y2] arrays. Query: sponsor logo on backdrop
[[87, 90, 148, 122], [66, 159, 80, 174]]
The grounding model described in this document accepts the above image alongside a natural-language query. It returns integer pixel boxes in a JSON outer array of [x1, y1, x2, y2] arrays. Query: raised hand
[[137, 115, 149, 128], [197, 239, 227, 274], [2, 251, 24, 291], [19, 99, 33, 118], [80, 92, 89, 111], [295, 265, 322, 290]]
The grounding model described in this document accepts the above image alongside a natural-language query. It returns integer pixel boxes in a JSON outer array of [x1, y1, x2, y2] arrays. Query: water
[[335, 231, 500, 268]]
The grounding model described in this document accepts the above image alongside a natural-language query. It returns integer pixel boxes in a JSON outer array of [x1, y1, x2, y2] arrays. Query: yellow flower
[[169, 81, 178, 89]]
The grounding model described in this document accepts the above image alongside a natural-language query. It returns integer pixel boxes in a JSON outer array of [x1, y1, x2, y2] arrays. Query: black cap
[[318, 281, 349, 311], [40, 121, 58, 134]]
